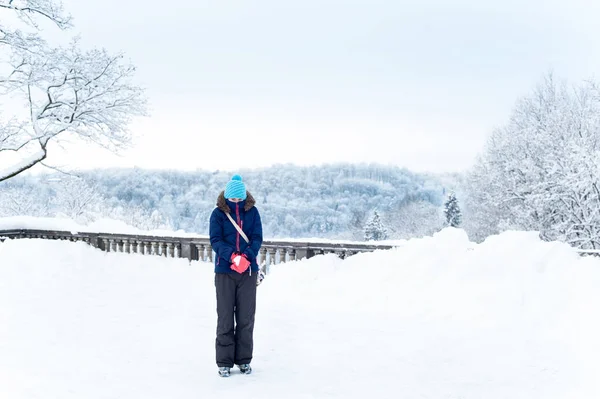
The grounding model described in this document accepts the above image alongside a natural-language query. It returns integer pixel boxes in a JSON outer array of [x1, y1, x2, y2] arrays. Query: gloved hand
[[256, 268, 266, 286], [230, 252, 251, 274]]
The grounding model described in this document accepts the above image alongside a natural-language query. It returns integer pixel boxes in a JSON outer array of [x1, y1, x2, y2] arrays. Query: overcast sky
[[36, 0, 600, 173]]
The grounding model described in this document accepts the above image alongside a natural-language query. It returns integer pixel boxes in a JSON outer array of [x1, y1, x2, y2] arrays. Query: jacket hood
[[216, 191, 256, 213]]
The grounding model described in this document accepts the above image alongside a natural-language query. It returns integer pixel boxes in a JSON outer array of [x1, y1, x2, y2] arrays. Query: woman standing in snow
[[209, 174, 264, 377]]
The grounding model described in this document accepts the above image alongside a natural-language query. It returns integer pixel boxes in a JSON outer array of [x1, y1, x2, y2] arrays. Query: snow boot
[[218, 367, 231, 377], [238, 364, 252, 374]]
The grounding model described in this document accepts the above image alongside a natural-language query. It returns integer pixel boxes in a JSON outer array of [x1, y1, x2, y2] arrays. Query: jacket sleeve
[[243, 208, 263, 262], [209, 209, 236, 262]]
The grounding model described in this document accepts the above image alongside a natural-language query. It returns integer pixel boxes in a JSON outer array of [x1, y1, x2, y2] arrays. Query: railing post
[[279, 248, 288, 264], [87, 234, 100, 249], [295, 248, 308, 260], [198, 244, 207, 261], [259, 248, 267, 265], [268, 248, 276, 265], [306, 248, 317, 259], [207, 245, 213, 262], [181, 241, 194, 261]]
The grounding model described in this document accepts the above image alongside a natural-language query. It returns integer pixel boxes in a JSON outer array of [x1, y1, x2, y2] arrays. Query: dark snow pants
[[215, 272, 257, 367]]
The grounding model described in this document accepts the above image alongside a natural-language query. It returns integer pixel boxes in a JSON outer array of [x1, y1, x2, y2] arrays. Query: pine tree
[[444, 192, 462, 227], [364, 211, 388, 241]]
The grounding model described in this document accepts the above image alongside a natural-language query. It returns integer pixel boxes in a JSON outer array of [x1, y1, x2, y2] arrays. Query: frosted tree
[[0, 0, 146, 182], [0, 163, 447, 239], [386, 200, 444, 239], [0, 184, 49, 216], [148, 209, 173, 231], [106, 205, 173, 232], [443, 192, 462, 227], [364, 210, 388, 241], [464, 73, 600, 249], [459, 165, 502, 242], [49, 177, 104, 223]]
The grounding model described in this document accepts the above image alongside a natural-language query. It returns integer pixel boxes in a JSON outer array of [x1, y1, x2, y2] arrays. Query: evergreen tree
[[364, 210, 388, 241], [444, 192, 462, 227]]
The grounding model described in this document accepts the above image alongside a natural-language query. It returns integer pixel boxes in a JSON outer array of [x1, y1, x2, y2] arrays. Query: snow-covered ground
[[1, 228, 599, 398]]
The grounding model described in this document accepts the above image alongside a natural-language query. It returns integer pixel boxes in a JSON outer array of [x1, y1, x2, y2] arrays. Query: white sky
[[11, 0, 600, 173]]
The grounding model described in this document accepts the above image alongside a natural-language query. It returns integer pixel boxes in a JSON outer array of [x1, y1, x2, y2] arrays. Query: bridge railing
[[575, 249, 600, 257], [4, 228, 596, 263], [0, 229, 394, 266]]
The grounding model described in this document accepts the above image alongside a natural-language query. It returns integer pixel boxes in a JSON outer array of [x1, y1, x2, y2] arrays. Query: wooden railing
[[0, 229, 394, 266]]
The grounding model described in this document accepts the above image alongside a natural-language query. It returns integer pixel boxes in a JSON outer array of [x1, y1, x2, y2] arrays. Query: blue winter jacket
[[209, 191, 263, 274]]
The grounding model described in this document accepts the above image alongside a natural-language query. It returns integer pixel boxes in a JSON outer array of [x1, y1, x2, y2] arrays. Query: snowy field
[[1, 228, 599, 398]]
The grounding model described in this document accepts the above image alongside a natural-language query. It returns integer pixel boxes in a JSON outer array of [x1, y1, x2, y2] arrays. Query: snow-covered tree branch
[[0, 0, 71, 30], [0, 0, 70, 52], [0, 0, 146, 182]]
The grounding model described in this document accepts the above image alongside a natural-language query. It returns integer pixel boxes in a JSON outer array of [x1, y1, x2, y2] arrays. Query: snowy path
[[1, 230, 599, 398]]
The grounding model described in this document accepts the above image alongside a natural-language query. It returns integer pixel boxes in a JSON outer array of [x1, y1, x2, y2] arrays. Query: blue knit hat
[[224, 174, 247, 200]]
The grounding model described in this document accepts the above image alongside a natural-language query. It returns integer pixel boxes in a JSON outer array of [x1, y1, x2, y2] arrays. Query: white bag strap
[[225, 212, 250, 243]]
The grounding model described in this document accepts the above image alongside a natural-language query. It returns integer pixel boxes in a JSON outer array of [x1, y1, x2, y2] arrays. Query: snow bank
[[0, 215, 200, 237]]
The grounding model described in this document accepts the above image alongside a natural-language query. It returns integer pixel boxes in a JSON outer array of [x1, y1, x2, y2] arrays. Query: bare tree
[[0, 0, 146, 182]]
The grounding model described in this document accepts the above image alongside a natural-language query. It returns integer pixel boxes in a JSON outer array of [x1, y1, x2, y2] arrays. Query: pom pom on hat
[[224, 174, 247, 200]]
